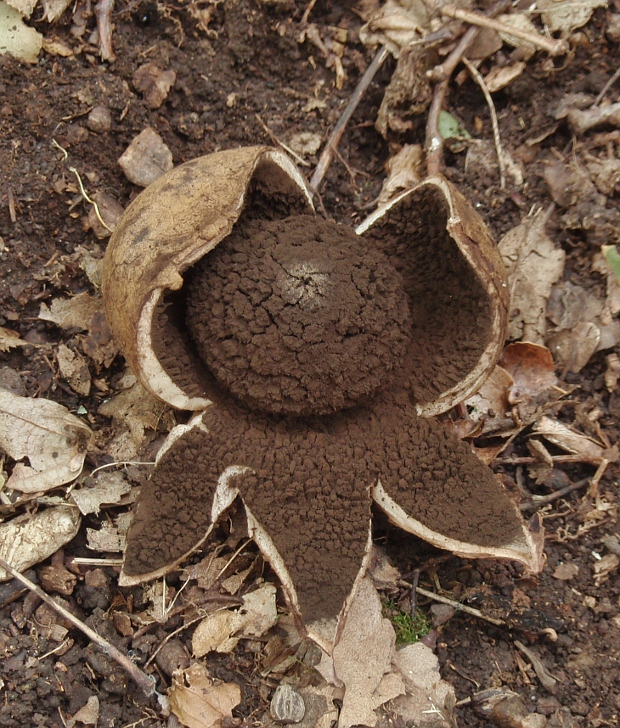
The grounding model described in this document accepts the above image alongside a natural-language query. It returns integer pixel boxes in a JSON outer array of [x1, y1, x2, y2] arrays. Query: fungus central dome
[[186, 214, 411, 415]]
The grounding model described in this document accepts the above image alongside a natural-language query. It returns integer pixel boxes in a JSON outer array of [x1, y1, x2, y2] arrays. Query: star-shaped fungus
[[102, 146, 543, 652]]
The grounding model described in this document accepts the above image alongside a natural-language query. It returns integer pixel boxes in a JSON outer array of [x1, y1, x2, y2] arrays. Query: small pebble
[[155, 638, 189, 677], [87, 105, 112, 133], [270, 684, 305, 724], [118, 127, 173, 187], [430, 603, 455, 627]]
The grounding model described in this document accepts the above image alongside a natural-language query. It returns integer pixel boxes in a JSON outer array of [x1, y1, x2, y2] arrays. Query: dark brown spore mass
[[185, 215, 411, 415], [125, 390, 523, 624]]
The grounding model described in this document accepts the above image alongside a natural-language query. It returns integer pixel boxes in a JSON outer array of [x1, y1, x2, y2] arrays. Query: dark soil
[[0, 1, 619, 727]]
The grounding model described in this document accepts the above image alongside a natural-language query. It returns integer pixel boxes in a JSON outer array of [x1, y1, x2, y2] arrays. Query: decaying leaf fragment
[[498, 209, 565, 344], [0, 388, 92, 493], [537, 0, 608, 34], [168, 663, 241, 728], [0, 506, 81, 581], [192, 583, 278, 657], [0, 326, 28, 352], [71, 471, 132, 515], [333, 578, 400, 728]]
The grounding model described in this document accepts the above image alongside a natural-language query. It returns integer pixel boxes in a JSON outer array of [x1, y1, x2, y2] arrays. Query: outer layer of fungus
[[102, 146, 542, 652]]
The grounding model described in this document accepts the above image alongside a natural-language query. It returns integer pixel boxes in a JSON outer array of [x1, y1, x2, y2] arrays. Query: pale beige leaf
[[57, 344, 91, 397], [86, 513, 131, 553], [389, 642, 457, 727], [377, 144, 424, 206], [192, 583, 278, 657], [193, 611, 244, 657], [537, 0, 607, 34], [66, 696, 99, 728], [484, 62, 526, 93], [0, 388, 92, 493], [497, 13, 538, 58], [4, 0, 37, 17], [333, 577, 396, 728], [169, 663, 241, 728], [552, 562, 579, 581], [39, 292, 101, 332], [71, 472, 131, 515], [532, 416, 611, 460], [42, 0, 71, 21], [593, 553, 619, 585], [359, 0, 430, 56], [0, 326, 28, 353], [0, 1, 42, 63], [0, 506, 80, 581], [498, 210, 565, 344]]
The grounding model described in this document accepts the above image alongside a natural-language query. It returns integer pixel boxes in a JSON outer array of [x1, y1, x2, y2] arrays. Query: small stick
[[593, 66, 620, 107], [441, 5, 569, 57], [95, 0, 116, 62], [425, 0, 510, 175], [301, 0, 318, 25], [410, 568, 420, 619], [7, 186, 16, 223], [255, 115, 310, 167], [415, 585, 504, 626], [520, 477, 590, 511], [0, 557, 157, 697], [310, 46, 390, 191], [461, 57, 506, 189]]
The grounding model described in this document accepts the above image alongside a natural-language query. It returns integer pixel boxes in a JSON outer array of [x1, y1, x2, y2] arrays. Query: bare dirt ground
[[0, 0, 620, 726]]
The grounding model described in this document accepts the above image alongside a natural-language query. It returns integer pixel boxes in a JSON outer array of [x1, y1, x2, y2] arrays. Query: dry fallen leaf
[[0, 506, 81, 581], [500, 342, 557, 403], [498, 209, 565, 344], [86, 512, 131, 553], [192, 583, 278, 657], [132, 63, 176, 110], [333, 577, 397, 728], [71, 471, 132, 515], [66, 696, 99, 728], [532, 416, 617, 462], [484, 62, 526, 93], [168, 663, 241, 728], [537, 0, 608, 34], [377, 144, 424, 206], [99, 374, 172, 460], [39, 292, 101, 332], [593, 553, 619, 585], [552, 562, 579, 581], [0, 388, 92, 493], [389, 642, 457, 727], [0, 326, 28, 352], [57, 344, 91, 397], [359, 0, 429, 56], [465, 365, 514, 435]]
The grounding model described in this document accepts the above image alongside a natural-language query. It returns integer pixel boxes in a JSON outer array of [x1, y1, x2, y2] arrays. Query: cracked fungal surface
[[185, 215, 411, 415]]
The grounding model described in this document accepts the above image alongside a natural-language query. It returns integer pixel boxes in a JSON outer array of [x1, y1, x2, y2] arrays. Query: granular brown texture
[[185, 215, 411, 415], [362, 187, 493, 405], [125, 389, 523, 624]]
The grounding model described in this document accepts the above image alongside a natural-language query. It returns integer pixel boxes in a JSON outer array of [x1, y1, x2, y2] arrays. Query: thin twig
[[415, 585, 504, 626], [255, 115, 310, 167], [95, 0, 116, 62], [0, 557, 157, 697], [593, 66, 620, 107], [410, 568, 420, 619], [425, 0, 510, 175], [51, 140, 112, 233], [461, 57, 506, 189], [441, 4, 569, 56], [520, 477, 590, 511], [301, 0, 318, 25], [310, 45, 389, 191]]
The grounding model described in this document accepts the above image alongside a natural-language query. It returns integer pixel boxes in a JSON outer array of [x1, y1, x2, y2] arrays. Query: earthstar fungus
[[102, 146, 543, 652]]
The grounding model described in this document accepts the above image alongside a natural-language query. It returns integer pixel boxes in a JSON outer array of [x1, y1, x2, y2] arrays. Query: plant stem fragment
[[310, 46, 389, 192], [441, 4, 569, 56]]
